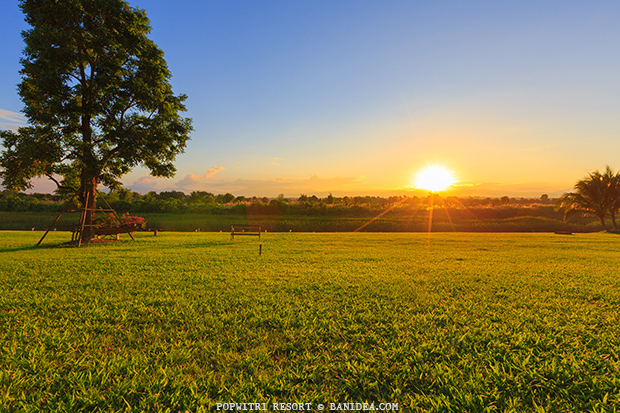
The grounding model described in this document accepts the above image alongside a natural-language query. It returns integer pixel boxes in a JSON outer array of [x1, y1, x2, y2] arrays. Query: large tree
[[601, 165, 620, 230], [558, 166, 620, 230], [0, 0, 192, 242]]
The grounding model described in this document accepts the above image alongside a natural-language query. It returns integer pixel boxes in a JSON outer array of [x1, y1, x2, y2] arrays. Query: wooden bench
[[94, 226, 137, 240], [230, 224, 261, 240]]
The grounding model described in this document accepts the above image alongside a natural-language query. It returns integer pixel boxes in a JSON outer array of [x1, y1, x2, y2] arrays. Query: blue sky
[[1, 0, 619, 197]]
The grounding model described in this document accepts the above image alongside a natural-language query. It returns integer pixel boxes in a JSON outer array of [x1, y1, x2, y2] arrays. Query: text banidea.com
[[216, 402, 399, 411]]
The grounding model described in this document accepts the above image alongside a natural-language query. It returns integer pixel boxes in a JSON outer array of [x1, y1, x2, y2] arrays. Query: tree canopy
[[0, 0, 192, 241], [558, 166, 620, 230]]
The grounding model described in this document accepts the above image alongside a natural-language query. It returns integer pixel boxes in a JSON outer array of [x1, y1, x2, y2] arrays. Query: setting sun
[[415, 166, 455, 192]]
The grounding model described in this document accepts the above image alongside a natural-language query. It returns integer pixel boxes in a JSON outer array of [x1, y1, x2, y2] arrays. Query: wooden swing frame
[[37, 190, 135, 247]]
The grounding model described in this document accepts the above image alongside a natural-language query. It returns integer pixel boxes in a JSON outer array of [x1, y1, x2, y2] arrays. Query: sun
[[415, 166, 455, 192]]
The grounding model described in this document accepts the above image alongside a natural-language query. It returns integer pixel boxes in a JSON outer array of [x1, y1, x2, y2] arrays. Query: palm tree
[[558, 166, 620, 230], [602, 166, 620, 230]]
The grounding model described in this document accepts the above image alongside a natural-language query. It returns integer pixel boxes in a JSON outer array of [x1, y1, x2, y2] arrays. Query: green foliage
[[0, 191, 65, 212], [0, 0, 192, 204], [1, 232, 619, 410], [558, 166, 620, 230]]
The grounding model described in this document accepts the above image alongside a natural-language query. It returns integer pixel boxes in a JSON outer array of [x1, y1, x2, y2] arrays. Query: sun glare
[[415, 166, 455, 192]]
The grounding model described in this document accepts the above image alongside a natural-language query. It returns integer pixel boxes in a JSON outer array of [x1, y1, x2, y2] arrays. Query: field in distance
[[1, 231, 619, 411]]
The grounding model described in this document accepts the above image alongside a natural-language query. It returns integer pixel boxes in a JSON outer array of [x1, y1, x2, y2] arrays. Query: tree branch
[[45, 173, 75, 192], [61, 150, 81, 162], [102, 144, 124, 163], [120, 98, 136, 126]]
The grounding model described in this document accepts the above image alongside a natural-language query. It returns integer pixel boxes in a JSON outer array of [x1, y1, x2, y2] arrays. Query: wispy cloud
[[127, 172, 363, 197], [270, 157, 281, 166], [204, 166, 226, 178], [217, 175, 364, 196], [0, 109, 26, 131], [129, 167, 226, 193], [175, 167, 226, 190]]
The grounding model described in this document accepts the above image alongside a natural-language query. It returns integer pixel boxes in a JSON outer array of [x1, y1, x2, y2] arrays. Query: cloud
[[204, 166, 226, 178], [126, 172, 364, 197], [0, 109, 26, 131], [270, 157, 281, 166], [205, 175, 365, 197], [175, 166, 225, 188], [129, 174, 162, 193], [128, 167, 226, 193], [135, 174, 160, 185], [175, 167, 225, 190]]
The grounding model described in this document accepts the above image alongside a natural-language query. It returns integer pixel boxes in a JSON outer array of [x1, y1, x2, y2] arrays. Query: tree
[[0, 0, 192, 243], [188, 191, 214, 204], [558, 166, 620, 230], [157, 191, 187, 201], [214, 193, 235, 204], [601, 166, 620, 230]]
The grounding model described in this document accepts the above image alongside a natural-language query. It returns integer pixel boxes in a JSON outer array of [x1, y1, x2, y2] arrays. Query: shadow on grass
[[0, 242, 73, 253]]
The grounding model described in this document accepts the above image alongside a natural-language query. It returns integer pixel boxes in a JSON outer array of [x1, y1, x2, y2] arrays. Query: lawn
[[1, 231, 619, 412]]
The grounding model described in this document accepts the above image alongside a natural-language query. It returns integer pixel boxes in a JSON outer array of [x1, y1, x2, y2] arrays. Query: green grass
[[1, 231, 620, 412]]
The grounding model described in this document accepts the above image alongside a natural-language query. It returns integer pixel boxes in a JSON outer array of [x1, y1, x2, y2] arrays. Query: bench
[[230, 224, 261, 240], [93, 226, 137, 240]]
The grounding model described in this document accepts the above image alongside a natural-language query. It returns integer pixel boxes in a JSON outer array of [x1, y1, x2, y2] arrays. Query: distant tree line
[[0, 189, 555, 214], [5, 188, 618, 233], [6, 168, 620, 233]]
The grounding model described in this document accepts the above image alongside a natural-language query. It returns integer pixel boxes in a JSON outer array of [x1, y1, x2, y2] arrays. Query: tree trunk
[[79, 103, 96, 243], [599, 215, 607, 230], [80, 177, 97, 243], [611, 213, 618, 230]]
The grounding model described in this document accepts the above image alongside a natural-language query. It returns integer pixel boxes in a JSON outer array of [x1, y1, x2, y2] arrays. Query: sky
[[1, 0, 619, 198]]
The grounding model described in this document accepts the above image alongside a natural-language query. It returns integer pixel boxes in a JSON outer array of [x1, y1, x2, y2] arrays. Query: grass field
[[1, 231, 619, 412]]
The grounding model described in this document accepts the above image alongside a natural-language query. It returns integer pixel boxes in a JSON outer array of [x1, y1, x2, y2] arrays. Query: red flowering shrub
[[96, 213, 147, 230]]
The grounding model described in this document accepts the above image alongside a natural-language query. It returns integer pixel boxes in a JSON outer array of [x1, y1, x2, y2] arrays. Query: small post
[[259, 244, 262, 256], [154, 229, 158, 236]]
